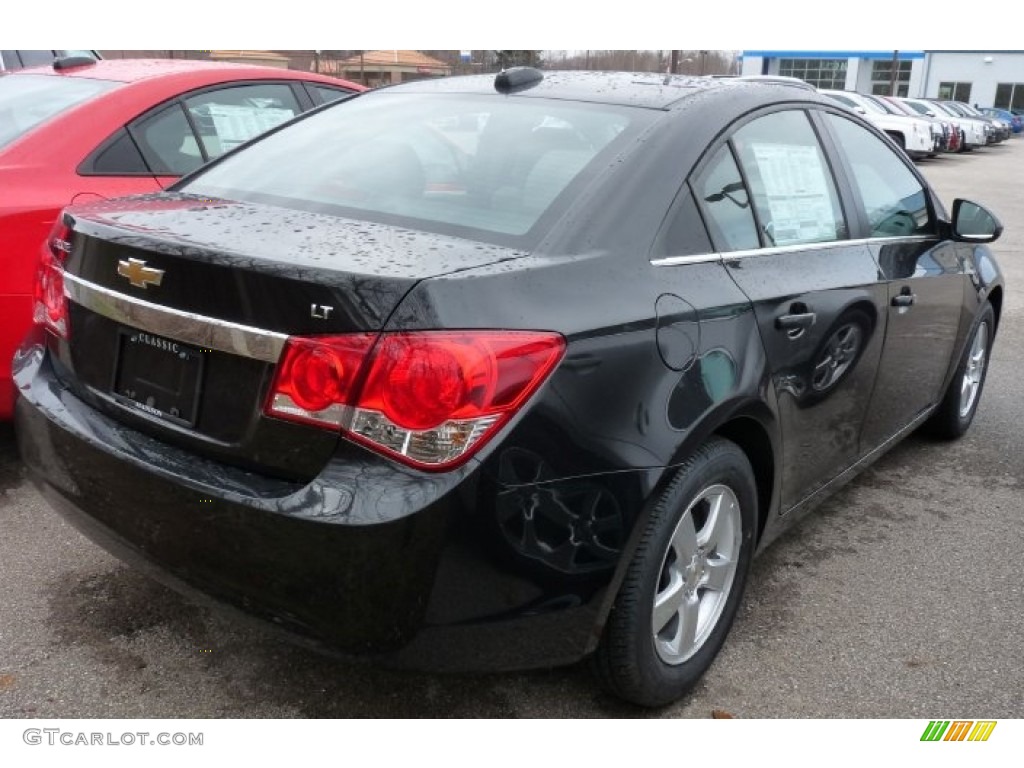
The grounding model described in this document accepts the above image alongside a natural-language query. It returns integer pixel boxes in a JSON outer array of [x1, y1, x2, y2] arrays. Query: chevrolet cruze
[[14, 68, 1005, 707]]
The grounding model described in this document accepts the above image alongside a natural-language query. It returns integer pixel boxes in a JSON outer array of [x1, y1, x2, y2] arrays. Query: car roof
[[10, 57, 354, 86], [820, 89, 865, 99], [374, 69, 818, 110], [722, 74, 816, 90]]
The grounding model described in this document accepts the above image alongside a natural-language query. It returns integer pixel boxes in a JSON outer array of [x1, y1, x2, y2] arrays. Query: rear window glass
[[0, 73, 116, 150], [182, 93, 638, 240]]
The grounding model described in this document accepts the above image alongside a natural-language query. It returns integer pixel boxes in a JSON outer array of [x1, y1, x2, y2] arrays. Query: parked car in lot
[[899, 97, 989, 151], [0, 56, 363, 419], [943, 101, 1008, 143], [978, 107, 1022, 134], [818, 89, 938, 158], [14, 69, 1004, 708], [875, 93, 960, 153]]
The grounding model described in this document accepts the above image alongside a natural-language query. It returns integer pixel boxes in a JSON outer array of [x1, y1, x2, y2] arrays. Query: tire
[[926, 302, 994, 439], [593, 437, 757, 707]]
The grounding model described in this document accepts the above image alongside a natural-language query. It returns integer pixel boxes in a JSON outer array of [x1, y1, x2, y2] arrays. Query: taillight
[[266, 334, 377, 427], [33, 219, 72, 339], [265, 330, 565, 470]]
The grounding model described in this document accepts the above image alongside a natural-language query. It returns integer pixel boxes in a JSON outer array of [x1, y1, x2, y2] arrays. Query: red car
[[0, 56, 363, 418]]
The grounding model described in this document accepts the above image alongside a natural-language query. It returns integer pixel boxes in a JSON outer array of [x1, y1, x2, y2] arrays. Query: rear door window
[[731, 110, 848, 247], [104, 83, 306, 177], [131, 103, 204, 176], [183, 83, 302, 160], [310, 84, 356, 105], [693, 145, 759, 252]]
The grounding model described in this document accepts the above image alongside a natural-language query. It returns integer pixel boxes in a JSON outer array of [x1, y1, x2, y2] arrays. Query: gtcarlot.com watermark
[[23, 729, 203, 747]]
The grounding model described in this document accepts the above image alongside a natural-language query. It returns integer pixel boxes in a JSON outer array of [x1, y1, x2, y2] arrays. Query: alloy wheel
[[959, 321, 989, 418], [652, 484, 741, 665]]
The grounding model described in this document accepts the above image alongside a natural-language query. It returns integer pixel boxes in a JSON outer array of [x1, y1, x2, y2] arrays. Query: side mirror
[[952, 199, 1003, 243]]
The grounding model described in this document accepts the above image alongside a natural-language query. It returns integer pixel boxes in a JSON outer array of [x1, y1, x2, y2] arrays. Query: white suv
[[819, 90, 937, 159]]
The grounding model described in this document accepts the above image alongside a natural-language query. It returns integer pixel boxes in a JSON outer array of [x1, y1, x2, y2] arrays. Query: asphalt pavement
[[1, 138, 1021, 719]]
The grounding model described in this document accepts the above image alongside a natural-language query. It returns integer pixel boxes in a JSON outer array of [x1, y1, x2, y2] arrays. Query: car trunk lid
[[54, 194, 526, 480]]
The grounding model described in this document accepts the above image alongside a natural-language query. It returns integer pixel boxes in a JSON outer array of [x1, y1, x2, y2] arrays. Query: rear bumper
[[13, 342, 604, 670]]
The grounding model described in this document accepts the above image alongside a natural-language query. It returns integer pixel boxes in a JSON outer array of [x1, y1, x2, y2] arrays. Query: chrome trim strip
[[63, 273, 288, 363], [650, 253, 724, 267], [856, 234, 937, 246], [652, 236, 937, 267], [719, 235, 936, 261]]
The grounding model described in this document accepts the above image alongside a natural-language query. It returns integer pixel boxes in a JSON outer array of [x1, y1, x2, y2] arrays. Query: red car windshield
[[0, 73, 117, 150]]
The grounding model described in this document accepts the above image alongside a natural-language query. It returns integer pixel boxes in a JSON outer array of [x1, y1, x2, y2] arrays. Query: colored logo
[[117, 258, 165, 290], [920, 720, 997, 742]]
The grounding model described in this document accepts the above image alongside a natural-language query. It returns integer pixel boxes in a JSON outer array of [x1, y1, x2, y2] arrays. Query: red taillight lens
[[381, 340, 470, 430], [33, 220, 72, 339], [266, 334, 376, 427], [265, 330, 565, 470]]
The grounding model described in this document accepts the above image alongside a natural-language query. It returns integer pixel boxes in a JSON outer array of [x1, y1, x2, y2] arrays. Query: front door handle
[[892, 287, 917, 308]]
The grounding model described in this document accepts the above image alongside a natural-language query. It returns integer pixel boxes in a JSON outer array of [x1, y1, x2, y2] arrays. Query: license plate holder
[[112, 330, 205, 427]]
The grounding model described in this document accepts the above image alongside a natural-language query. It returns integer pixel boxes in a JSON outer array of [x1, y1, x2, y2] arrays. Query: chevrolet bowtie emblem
[[117, 258, 165, 289]]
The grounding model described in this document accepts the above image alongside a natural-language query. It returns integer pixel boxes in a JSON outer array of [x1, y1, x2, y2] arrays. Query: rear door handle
[[775, 306, 817, 339]]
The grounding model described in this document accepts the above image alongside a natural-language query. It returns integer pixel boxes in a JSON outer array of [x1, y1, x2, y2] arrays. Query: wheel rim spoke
[[669, 512, 698, 562], [697, 490, 732, 551], [701, 557, 732, 592], [674, 592, 700, 658], [656, 589, 700, 660], [652, 571, 686, 632]]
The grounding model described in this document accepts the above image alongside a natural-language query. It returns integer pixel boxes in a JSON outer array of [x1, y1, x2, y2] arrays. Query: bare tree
[[546, 50, 735, 75], [493, 51, 543, 70]]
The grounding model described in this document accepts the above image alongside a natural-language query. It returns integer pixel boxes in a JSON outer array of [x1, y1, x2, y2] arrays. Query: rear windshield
[[0, 73, 116, 150], [181, 92, 642, 242]]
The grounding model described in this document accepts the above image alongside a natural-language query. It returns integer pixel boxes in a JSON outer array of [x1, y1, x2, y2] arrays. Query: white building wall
[[740, 56, 763, 76], [845, 58, 861, 91], [853, 60, 874, 92], [920, 52, 1024, 105], [907, 61, 926, 99], [740, 51, 1024, 106], [851, 58, 926, 96]]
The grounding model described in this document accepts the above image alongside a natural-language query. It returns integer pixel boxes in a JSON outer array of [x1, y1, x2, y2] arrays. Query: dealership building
[[740, 50, 1024, 109]]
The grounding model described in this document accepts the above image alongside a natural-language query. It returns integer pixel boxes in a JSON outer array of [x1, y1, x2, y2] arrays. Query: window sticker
[[204, 104, 295, 151], [750, 143, 836, 245]]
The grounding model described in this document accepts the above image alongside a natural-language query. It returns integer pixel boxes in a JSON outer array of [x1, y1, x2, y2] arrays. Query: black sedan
[[14, 68, 1004, 707]]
